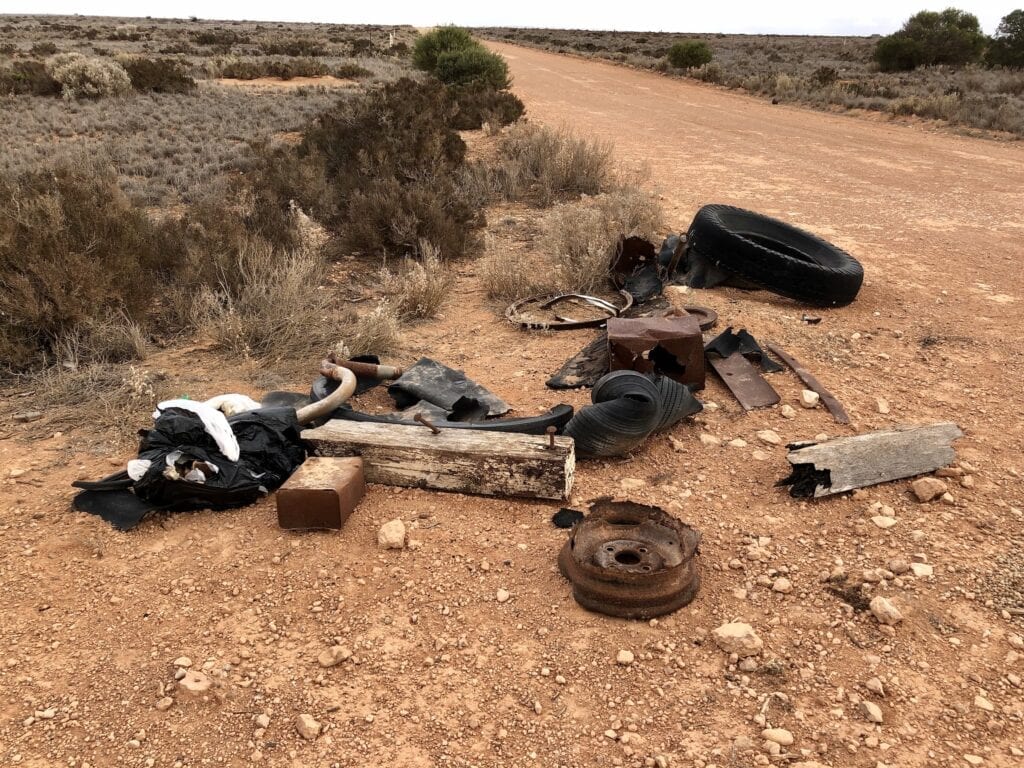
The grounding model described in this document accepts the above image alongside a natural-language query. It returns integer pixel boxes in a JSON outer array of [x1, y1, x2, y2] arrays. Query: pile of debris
[[67, 203, 966, 622]]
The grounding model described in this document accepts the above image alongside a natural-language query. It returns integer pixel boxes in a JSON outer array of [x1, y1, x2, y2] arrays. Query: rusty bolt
[[546, 425, 557, 449], [414, 413, 441, 435]]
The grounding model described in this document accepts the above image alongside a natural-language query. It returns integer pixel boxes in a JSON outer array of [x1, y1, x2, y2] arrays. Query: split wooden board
[[302, 420, 574, 500]]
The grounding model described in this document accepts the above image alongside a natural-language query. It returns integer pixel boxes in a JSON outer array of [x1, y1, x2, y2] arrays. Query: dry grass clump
[[540, 189, 665, 294], [487, 123, 615, 206], [380, 241, 454, 320], [478, 234, 552, 301], [480, 189, 665, 301], [344, 302, 402, 356], [191, 238, 331, 360]]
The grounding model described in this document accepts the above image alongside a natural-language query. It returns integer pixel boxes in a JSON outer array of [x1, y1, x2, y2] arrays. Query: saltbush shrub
[[0, 60, 61, 96], [667, 40, 713, 69], [45, 53, 132, 99], [449, 82, 525, 129], [0, 159, 177, 370], [121, 57, 196, 93]]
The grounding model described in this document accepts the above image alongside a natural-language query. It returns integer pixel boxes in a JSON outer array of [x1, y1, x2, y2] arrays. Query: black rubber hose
[[330, 403, 575, 435]]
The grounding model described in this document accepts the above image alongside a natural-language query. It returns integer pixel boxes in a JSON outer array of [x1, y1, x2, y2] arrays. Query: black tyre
[[564, 371, 661, 458], [686, 205, 863, 307]]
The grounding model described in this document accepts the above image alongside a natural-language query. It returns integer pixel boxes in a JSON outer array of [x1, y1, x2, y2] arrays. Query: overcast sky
[[3, 1, 1013, 35]]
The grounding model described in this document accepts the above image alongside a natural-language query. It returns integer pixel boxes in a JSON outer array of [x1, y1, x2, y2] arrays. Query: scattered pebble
[[294, 713, 321, 740], [762, 727, 794, 746], [496, 588, 510, 604], [799, 390, 820, 409], [317, 645, 352, 668], [861, 700, 884, 723], [772, 577, 793, 594], [872, 515, 898, 529], [757, 429, 782, 445], [711, 621, 763, 657], [377, 519, 407, 550], [616, 650, 634, 666], [910, 562, 934, 577], [911, 477, 947, 502], [869, 596, 903, 625], [172, 656, 192, 668], [876, 397, 890, 414], [154, 697, 173, 712], [699, 433, 721, 447], [780, 404, 796, 419], [177, 670, 212, 695]]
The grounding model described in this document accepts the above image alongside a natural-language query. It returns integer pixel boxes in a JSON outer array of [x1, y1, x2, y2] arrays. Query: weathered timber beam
[[302, 420, 574, 501]]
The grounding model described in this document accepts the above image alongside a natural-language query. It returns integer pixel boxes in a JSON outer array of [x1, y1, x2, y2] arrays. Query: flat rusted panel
[[706, 353, 780, 410], [606, 315, 705, 390]]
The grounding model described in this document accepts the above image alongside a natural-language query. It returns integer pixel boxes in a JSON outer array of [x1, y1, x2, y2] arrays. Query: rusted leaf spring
[[506, 291, 634, 330], [558, 498, 701, 619]]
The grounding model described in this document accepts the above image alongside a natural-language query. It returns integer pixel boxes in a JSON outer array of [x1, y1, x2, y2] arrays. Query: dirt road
[[1, 44, 1022, 768]]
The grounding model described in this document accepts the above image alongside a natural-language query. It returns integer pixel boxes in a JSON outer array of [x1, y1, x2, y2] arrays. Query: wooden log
[[302, 420, 574, 500], [781, 422, 962, 498]]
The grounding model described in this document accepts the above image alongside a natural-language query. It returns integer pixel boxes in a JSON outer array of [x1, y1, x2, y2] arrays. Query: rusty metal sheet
[[606, 314, 705, 390], [764, 341, 849, 424], [706, 352, 780, 410]]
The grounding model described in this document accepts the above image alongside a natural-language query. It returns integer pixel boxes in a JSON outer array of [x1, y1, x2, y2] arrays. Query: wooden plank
[[707, 353, 780, 410], [782, 422, 962, 497], [302, 420, 574, 500], [764, 341, 849, 424]]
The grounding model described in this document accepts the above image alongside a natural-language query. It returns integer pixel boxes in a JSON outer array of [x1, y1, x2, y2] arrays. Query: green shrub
[[412, 26, 478, 72], [449, 82, 525, 129], [45, 53, 132, 99], [0, 60, 61, 96], [260, 37, 327, 57], [121, 57, 196, 93], [987, 9, 1024, 69], [0, 159, 178, 370], [667, 41, 712, 69], [874, 8, 986, 71], [435, 46, 510, 88]]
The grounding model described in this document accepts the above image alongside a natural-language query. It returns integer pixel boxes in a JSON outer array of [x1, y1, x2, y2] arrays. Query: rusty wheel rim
[[559, 498, 701, 620]]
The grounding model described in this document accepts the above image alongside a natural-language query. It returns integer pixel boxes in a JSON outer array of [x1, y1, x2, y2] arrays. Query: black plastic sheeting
[[563, 371, 703, 458], [388, 358, 510, 417], [704, 327, 784, 373], [72, 406, 305, 530]]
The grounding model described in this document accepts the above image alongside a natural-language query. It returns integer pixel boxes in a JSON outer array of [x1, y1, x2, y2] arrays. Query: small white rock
[[757, 429, 782, 446], [317, 645, 352, 668], [869, 596, 903, 625], [974, 695, 994, 711], [780, 404, 796, 419], [699, 433, 721, 447], [772, 577, 793, 594], [799, 390, 820, 409], [910, 562, 934, 577], [876, 397, 890, 414], [871, 515, 898, 529], [172, 656, 192, 668], [861, 700, 884, 723], [616, 650, 634, 666], [294, 714, 321, 740], [761, 727, 794, 746], [178, 670, 212, 695], [377, 519, 407, 549], [496, 589, 510, 603], [712, 622, 763, 657]]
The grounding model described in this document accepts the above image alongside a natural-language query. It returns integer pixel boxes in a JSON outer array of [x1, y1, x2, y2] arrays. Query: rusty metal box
[[606, 314, 705, 389], [277, 457, 365, 530]]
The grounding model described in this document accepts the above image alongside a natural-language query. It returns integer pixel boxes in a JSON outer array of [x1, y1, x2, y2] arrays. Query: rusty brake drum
[[558, 498, 701, 619]]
